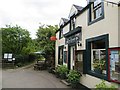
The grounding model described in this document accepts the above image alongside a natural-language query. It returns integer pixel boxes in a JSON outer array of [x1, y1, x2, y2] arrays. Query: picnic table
[[34, 60, 46, 70]]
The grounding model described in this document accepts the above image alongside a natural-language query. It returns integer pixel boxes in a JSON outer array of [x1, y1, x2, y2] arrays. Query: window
[[88, 0, 104, 25], [58, 46, 64, 65], [59, 29, 63, 39], [91, 40, 107, 75], [93, 0, 102, 19], [63, 51, 67, 63], [71, 17, 76, 30], [109, 48, 120, 84]]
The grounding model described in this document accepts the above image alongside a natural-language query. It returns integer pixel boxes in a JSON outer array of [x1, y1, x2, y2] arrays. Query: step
[[60, 80, 71, 86]]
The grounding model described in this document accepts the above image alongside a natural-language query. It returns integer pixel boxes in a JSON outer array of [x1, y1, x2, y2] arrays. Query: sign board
[[8, 54, 12, 59], [4, 54, 8, 59], [13, 58, 15, 61], [8, 59, 12, 61], [65, 33, 81, 44]]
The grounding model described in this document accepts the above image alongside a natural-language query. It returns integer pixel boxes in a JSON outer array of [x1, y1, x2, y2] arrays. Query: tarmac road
[[2, 65, 69, 88]]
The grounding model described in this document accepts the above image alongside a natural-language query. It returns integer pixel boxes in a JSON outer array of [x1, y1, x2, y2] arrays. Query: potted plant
[[59, 65, 68, 79], [95, 80, 116, 90], [67, 70, 82, 88], [93, 60, 105, 74], [55, 65, 61, 78], [93, 63, 102, 74]]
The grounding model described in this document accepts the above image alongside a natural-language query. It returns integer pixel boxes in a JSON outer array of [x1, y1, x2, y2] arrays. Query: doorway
[[69, 45, 75, 70]]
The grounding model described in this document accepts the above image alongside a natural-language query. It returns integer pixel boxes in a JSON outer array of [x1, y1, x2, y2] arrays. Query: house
[[55, 0, 120, 88]]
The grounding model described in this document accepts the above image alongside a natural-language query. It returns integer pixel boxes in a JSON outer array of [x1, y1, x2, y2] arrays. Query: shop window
[[58, 46, 64, 65], [109, 48, 120, 84], [88, 0, 104, 25], [91, 40, 107, 75]]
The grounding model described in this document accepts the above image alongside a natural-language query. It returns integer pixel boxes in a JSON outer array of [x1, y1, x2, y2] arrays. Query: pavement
[[2, 64, 70, 88]]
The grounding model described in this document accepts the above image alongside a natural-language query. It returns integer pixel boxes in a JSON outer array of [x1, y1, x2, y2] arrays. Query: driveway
[[2, 65, 69, 88]]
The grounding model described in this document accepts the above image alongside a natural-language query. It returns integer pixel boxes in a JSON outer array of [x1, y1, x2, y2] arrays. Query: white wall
[[75, 2, 119, 88], [76, 2, 119, 50], [63, 24, 69, 35], [55, 24, 69, 66], [118, 6, 120, 47], [55, 1, 119, 88]]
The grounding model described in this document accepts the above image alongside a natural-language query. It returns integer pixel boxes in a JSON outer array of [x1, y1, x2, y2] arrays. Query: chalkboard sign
[[64, 51, 67, 63]]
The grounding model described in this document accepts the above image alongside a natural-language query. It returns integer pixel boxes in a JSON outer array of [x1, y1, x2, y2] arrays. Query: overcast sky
[[0, 0, 87, 39]]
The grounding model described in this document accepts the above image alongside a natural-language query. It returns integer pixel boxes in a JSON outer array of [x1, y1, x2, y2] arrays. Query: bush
[[16, 62, 22, 67], [55, 65, 68, 79], [67, 70, 81, 83], [95, 80, 116, 90], [67, 70, 81, 88], [14, 53, 36, 67]]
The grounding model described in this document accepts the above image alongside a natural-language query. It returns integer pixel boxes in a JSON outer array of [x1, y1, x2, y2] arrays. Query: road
[[2, 65, 69, 88]]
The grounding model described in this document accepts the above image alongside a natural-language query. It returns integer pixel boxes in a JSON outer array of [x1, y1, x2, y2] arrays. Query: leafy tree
[[36, 24, 58, 66], [2, 25, 31, 55]]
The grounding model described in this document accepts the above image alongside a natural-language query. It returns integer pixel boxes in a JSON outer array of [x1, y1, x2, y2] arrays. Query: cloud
[[0, 0, 87, 39]]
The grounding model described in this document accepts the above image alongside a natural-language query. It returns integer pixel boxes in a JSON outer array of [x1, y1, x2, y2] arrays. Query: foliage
[[15, 53, 36, 67], [1, 25, 31, 55], [93, 60, 105, 70], [1, 25, 37, 67], [36, 24, 58, 57], [67, 70, 81, 84], [95, 80, 116, 90], [55, 65, 68, 78]]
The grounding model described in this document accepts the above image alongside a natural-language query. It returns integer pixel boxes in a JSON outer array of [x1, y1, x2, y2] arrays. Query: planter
[[60, 73, 67, 79], [55, 72, 60, 78], [47, 67, 52, 73], [71, 82, 79, 88]]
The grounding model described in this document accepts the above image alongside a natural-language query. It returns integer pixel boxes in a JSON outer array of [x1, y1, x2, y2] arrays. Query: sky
[[0, 0, 87, 39]]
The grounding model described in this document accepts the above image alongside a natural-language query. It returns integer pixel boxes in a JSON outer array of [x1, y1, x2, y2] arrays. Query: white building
[[55, 0, 120, 88]]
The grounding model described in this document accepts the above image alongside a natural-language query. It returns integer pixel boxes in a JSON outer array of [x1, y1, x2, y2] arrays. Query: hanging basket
[[50, 36, 57, 41]]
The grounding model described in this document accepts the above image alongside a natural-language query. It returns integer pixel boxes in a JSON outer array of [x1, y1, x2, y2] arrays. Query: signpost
[[3, 53, 15, 68]]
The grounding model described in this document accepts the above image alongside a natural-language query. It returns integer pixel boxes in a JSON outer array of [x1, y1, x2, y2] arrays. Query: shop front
[[64, 26, 82, 70]]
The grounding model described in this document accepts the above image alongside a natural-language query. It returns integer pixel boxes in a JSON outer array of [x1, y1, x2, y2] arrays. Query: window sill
[[88, 15, 104, 26], [87, 70, 107, 80]]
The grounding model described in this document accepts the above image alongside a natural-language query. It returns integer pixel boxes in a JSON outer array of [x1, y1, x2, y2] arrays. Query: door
[[70, 46, 75, 70]]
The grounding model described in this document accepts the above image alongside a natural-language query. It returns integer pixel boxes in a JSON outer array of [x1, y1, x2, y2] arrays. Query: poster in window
[[109, 48, 120, 83]]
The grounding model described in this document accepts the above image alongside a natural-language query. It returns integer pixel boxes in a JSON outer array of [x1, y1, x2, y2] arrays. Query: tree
[[1, 25, 31, 55], [36, 24, 58, 66]]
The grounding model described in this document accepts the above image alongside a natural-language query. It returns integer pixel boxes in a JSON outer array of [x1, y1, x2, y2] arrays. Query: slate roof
[[73, 4, 83, 12], [61, 18, 69, 24], [118, 1, 120, 6]]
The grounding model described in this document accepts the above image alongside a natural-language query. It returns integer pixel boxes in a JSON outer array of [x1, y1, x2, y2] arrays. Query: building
[[55, 0, 120, 88]]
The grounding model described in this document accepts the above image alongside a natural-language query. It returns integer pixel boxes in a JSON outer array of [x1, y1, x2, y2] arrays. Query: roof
[[55, 4, 90, 33], [56, 1, 120, 33], [73, 4, 83, 12], [61, 18, 69, 24], [118, 1, 120, 6]]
